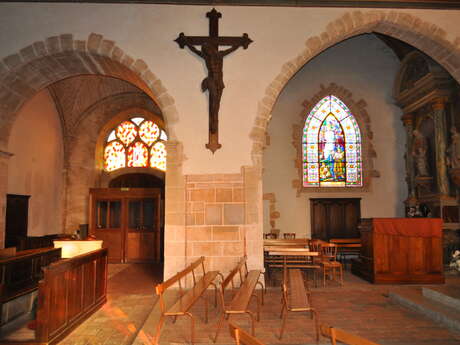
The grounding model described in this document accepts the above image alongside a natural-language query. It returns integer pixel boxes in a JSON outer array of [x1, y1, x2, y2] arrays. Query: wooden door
[[310, 198, 361, 240], [5, 194, 30, 248], [126, 196, 161, 262], [89, 188, 162, 263]]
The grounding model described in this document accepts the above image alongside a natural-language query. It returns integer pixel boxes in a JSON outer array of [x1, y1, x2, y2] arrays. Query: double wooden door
[[310, 198, 361, 240], [89, 188, 162, 263]]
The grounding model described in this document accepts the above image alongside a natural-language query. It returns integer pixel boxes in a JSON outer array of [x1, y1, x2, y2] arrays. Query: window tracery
[[104, 117, 167, 172]]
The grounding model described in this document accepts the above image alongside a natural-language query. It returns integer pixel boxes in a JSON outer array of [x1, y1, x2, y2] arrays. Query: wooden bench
[[320, 324, 381, 345], [214, 257, 264, 342], [229, 322, 265, 345], [265, 247, 320, 286], [154, 257, 222, 345], [329, 238, 361, 267], [263, 239, 310, 281], [280, 269, 319, 342]]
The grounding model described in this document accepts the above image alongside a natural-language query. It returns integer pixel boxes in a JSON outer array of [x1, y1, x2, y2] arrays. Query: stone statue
[[412, 129, 429, 176], [447, 127, 460, 169]]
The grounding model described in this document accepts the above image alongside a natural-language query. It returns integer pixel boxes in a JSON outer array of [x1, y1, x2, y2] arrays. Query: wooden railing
[[0, 247, 62, 305], [34, 248, 108, 344]]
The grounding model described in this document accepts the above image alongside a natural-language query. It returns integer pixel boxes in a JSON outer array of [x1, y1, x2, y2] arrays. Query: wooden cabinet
[[89, 188, 162, 263], [310, 198, 361, 240], [5, 194, 30, 249], [351, 218, 444, 284]]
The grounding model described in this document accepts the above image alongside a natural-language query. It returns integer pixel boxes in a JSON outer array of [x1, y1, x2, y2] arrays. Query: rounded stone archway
[[250, 10, 460, 166], [0, 32, 182, 247]]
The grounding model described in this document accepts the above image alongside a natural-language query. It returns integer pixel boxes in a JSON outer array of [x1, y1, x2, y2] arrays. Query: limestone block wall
[[163, 144, 263, 283]]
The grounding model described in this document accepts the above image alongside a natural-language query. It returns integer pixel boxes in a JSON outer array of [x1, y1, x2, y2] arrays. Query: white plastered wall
[[0, 5, 460, 175], [263, 34, 406, 238], [7, 89, 64, 236]]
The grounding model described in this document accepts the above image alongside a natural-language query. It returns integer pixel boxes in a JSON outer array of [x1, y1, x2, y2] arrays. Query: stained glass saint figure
[[303, 95, 362, 187]]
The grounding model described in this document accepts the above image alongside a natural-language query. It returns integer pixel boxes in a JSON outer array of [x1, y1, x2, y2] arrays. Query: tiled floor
[[8, 264, 457, 345], [58, 263, 163, 345], [134, 270, 460, 345]]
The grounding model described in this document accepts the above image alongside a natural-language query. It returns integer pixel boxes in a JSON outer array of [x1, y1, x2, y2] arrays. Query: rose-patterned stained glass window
[[303, 95, 362, 187], [104, 117, 167, 172]]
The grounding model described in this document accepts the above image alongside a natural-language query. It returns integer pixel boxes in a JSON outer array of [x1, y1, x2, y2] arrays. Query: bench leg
[[153, 314, 165, 345], [256, 281, 264, 305], [213, 312, 226, 343], [279, 300, 285, 319], [310, 308, 319, 343], [246, 311, 256, 336], [185, 312, 195, 345], [279, 307, 288, 340], [204, 292, 209, 323], [251, 294, 261, 322]]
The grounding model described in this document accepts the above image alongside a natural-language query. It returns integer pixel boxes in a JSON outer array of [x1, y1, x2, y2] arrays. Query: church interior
[[1, 0, 460, 344]]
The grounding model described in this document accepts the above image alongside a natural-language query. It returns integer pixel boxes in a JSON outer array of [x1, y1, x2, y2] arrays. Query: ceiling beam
[[7, 0, 460, 10]]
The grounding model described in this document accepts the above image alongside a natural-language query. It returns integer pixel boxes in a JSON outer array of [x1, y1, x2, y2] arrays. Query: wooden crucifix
[[175, 8, 253, 153]]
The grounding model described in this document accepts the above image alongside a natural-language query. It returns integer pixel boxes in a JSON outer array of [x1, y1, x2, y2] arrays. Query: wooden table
[[266, 248, 320, 286]]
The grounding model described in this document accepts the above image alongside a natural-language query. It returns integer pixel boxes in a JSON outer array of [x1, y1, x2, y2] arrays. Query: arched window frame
[[292, 84, 379, 195], [96, 108, 168, 180]]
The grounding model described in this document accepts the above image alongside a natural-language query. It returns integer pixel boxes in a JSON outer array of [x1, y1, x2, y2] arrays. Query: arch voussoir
[[0, 32, 179, 148], [251, 9, 460, 169]]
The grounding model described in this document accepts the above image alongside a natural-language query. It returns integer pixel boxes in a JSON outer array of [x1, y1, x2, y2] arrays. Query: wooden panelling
[[34, 248, 108, 345], [0, 247, 61, 304], [310, 198, 361, 240], [352, 219, 444, 284]]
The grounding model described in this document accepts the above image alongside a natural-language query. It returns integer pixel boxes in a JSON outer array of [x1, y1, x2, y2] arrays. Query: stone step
[[422, 286, 460, 312], [389, 288, 460, 333]]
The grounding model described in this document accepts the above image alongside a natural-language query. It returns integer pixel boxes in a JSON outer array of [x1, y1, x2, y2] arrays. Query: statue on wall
[[447, 127, 460, 169], [412, 129, 429, 177]]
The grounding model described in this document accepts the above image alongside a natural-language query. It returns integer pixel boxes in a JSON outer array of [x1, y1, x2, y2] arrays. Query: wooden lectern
[[351, 218, 444, 284]]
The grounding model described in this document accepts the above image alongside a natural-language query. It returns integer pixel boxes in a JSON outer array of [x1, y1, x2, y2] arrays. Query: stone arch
[[65, 95, 165, 232], [0, 32, 178, 151], [251, 10, 460, 167]]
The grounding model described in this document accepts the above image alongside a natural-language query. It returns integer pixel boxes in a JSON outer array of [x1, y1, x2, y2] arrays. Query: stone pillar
[[0, 150, 14, 249], [432, 98, 450, 196], [163, 141, 186, 282], [401, 113, 416, 204]]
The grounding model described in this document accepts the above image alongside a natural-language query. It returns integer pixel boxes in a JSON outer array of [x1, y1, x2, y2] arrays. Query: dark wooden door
[[5, 194, 30, 248], [89, 188, 162, 263], [310, 198, 361, 240]]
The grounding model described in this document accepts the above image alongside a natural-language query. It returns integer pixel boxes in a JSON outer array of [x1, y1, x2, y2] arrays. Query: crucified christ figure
[[178, 34, 242, 134]]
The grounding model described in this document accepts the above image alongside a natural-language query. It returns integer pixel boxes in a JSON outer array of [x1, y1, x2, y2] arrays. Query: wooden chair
[[229, 322, 265, 345], [320, 324, 381, 345], [264, 233, 277, 239], [320, 243, 343, 287]]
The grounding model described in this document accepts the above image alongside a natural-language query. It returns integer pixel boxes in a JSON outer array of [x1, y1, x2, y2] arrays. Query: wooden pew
[[265, 247, 320, 286], [264, 238, 310, 282], [214, 257, 264, 342], [0, 248, 108, 345], [320, 324, 381, 345], [280, 269, 319, 341], [229, 322, 265, 345], [329, 238, 361, 267], [0, 247, 61, 327], [154, 257, 221, 345]]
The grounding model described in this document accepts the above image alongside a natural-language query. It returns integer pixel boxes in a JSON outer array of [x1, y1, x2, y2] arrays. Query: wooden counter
[[351, 218, 444, 284]]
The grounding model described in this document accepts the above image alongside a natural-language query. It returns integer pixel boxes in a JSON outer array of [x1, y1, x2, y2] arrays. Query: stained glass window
[[303, 95, 362, 187], [104, 117, 167, 172], [139, 121, 160, 146], [117, 121, 137, 146], [128, 142, 149, 167], [151, 142, 167, 171], [104, 141, 126, 172]]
